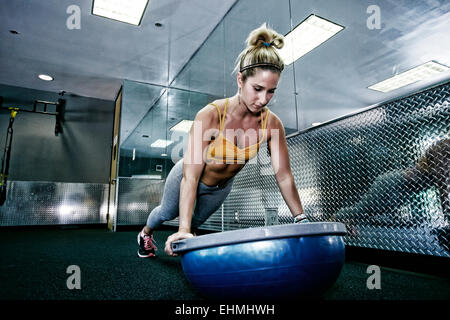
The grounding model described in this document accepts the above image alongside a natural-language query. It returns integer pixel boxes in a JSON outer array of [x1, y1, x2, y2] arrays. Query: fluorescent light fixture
[[277, 14, 344, 65], [169, 120, 194, 133], [151, 139, 173, 148], [92, 0, 149, 26], [38, 74, 53, 81], [368, 61, 450, 93]]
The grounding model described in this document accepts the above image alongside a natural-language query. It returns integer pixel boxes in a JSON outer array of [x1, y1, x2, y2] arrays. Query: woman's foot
[[137, 229, 158, 258]]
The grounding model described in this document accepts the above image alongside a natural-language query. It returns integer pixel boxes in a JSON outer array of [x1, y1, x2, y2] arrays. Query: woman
[[138, 24, 309, 258]]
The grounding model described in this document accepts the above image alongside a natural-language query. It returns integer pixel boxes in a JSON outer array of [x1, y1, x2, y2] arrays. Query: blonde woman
[[138, 24, 309, 258]]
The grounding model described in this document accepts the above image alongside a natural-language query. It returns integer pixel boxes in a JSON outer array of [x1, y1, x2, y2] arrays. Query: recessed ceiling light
[[38, 74, 54, 81], [169, 120, 194, 133], [151, 139, 173, 148], [277, 14, 344, 65], [368, 61, 450, 93], [92, 0, 149, 26]]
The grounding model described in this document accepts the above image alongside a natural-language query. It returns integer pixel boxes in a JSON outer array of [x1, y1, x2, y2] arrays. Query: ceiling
[[0, 0, 237, 101]]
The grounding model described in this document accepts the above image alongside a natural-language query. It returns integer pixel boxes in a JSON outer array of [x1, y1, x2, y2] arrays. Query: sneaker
[[137, 230, 157, 258]]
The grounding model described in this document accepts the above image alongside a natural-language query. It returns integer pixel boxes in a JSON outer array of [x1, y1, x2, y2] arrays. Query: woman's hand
[[165, 231, 194, 256]]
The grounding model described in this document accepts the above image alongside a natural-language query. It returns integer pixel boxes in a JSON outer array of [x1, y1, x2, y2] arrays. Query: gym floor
[[1, 226, 449, 302]]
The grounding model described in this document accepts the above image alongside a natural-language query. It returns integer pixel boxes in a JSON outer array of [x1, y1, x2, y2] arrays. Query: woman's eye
[[254, 87, 261, 91]]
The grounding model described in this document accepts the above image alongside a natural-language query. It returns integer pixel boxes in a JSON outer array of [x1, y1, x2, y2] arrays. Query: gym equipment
[[0, 97, 65, 205], [0, 107, 17, 205], [172, 222, 347, 300]]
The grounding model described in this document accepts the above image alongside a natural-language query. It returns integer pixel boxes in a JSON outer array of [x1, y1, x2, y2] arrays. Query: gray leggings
[[146, 159, 234, 230]]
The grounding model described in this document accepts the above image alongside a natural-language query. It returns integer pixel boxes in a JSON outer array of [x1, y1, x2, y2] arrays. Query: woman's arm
[[267, 115, 305, 220], [165, 106, 215, 256], [178, 113, 210, 234]]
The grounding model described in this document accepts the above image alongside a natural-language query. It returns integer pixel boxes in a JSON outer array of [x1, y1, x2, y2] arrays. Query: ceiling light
[[277, 14, 344, 65], [368, 61, 449, 93], [169, 120, 194, 133], [38, 74, 54, 81], [92, 0, 149, 26], [151, 139, 173, 148]]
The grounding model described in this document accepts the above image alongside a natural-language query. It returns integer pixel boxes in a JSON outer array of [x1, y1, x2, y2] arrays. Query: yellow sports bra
[[206, 98, 270, 163]]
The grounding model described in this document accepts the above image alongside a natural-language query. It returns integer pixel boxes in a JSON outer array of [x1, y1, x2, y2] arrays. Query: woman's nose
[[258, 92, 269, 105]]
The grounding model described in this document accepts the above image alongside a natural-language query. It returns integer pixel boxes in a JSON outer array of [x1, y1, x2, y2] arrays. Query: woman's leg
[[190, 179, 234, 230], [144, 159, 184, 233], [143, 160, 234, 234]]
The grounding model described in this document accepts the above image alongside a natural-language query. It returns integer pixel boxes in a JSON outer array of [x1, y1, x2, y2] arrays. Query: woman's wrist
[[293, 213, 307, 223], [178, 226, 191, 233]]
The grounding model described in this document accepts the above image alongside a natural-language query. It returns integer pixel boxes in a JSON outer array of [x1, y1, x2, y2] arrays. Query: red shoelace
[[143, 233, 157, 251]]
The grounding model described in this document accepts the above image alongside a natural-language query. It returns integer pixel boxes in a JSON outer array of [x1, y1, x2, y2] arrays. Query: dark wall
[[119, 155, 175, 179], [0, 84, 115, 183]]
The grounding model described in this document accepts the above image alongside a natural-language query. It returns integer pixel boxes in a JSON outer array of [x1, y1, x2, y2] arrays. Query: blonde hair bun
[[246, 23, 284, 50], [233, 23, 285, 78]]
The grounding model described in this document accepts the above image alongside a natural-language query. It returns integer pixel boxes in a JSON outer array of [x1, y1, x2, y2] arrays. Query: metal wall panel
[[0, 181, 108, 226], [218, 82, 449, 257], [116, 178, 165, 226]]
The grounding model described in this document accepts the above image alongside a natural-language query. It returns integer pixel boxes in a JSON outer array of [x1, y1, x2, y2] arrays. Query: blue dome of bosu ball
[[172, 222, 347, 300]]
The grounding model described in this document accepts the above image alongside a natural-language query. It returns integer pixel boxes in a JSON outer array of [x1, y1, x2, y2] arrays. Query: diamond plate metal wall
[[218, 81, 449, 257], [0, 181, 108, 226], [116, 178, 165, 226]]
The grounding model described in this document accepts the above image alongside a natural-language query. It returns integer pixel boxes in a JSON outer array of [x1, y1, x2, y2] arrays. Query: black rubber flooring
[[0, 227, 449, 301]]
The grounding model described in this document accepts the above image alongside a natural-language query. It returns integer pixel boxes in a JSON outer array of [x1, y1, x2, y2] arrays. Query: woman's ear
[[237, 72, 243, 89]]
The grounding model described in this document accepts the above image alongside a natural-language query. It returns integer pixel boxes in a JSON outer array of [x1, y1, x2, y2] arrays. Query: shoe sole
[[137, 251, 155, 258], [137, 234, 156, 258]]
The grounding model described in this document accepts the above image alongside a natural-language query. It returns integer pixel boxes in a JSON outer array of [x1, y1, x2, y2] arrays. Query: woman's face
[[238, 69, 280, 114]]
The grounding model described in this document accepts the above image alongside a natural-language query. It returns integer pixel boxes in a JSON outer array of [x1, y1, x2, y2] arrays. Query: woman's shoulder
[[265, 109, 283, 129], [194, 99, 226, 127], [208, 98, 228, 111], [201, 98, 230, 118]]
